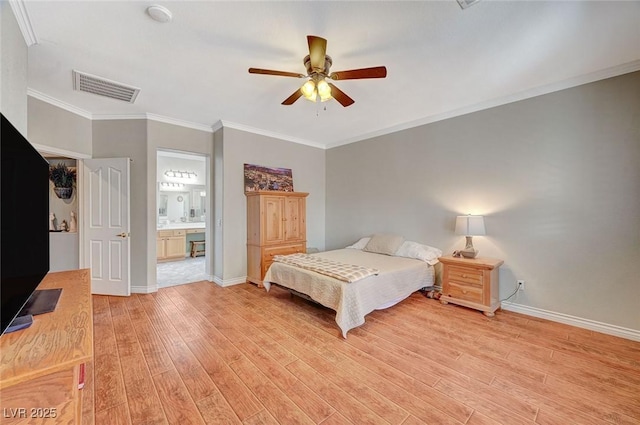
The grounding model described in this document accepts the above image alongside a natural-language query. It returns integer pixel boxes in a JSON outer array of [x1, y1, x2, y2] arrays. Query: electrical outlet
[[517, 280, 525, 291]]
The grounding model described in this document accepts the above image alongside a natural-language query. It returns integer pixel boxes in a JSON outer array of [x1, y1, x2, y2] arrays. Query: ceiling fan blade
[[307, 35, 327, 72], [328, 83, 354, 107], [282, 89, 303, 105], [249, 68, 305, 78], [329, 66, 387, 80]]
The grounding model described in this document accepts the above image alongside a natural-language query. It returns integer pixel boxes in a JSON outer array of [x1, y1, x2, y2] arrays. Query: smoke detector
[[147, 5, 173, 23], [73, 70, 140, 103]]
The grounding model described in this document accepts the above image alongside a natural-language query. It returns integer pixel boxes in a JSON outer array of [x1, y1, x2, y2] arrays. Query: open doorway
[[156, 150, 209, 287]]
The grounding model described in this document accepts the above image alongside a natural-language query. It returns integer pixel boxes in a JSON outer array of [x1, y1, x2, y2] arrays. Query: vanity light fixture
[[160, 182, 185, 189], [164, 170, 197, 179]]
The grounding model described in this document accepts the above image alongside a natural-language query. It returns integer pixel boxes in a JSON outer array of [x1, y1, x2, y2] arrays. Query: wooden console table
[[0, 269, 93, 424]]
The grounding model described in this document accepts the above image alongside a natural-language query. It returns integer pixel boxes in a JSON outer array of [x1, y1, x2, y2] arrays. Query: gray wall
[[220, 127, 326, 281], [326, 71, 640, 331], [28, 97, 92, 156], [92, 119, 148, 291], [1, 2, 28, 135]]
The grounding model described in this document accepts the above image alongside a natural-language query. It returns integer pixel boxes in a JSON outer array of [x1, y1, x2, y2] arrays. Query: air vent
[[457, 0, 481, 9], [72, 70, 140, 103]]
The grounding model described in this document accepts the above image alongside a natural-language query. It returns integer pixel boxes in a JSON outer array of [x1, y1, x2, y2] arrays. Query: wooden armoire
[[246, 191, 308, 286]]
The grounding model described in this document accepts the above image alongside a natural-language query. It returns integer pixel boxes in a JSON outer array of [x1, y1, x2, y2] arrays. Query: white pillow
[[363, 234, 406, 256], [394, 241, 442, 265], [345, 237, 370, 250]]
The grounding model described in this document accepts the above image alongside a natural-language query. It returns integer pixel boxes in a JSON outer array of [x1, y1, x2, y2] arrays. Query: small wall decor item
[[69, 211, 77, 233], [244, 163, 294, 192], [49, 163, 76, 199]]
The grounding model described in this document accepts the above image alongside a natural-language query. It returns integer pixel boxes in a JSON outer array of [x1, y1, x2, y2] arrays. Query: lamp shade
[[455, 215, 486, 236]]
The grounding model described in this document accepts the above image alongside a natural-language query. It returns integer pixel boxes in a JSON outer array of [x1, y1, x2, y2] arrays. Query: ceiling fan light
[[317, 79, 332, 102], [305, 91, 318, 102], [301, 80, 316, 99], [317, 80, 331, 96]]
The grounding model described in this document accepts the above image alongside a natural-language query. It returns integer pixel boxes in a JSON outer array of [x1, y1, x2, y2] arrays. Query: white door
[[82, 158, 131, 296]]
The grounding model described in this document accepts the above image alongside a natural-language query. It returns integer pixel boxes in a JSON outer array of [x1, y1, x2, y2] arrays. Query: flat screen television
[[1, 113, 50, 335]]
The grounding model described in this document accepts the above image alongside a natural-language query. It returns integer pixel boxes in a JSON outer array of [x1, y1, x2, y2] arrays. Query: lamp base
[[460, 248, 479, 259], [461, 236, 479, 258]]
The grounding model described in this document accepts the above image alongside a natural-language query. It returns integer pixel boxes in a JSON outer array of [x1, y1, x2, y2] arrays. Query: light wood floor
[[90, 281, 640, 425]]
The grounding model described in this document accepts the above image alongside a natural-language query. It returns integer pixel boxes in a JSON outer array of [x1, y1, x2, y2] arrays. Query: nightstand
[[439, 255, 504, 317]]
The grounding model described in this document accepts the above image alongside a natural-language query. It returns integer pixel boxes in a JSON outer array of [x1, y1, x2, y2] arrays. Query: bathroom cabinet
[[156, 229, 186, 261]]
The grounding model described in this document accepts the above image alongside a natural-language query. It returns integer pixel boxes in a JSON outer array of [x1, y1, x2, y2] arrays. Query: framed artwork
[[244, 163, 294, 192]]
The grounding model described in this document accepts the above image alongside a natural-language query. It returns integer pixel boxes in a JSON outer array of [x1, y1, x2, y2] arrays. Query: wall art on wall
[[244, 163, 294, 192]]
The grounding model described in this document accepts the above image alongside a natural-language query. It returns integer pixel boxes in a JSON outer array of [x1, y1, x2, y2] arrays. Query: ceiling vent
[[457, 0, 481, 9], [72, 70, 140, 103]]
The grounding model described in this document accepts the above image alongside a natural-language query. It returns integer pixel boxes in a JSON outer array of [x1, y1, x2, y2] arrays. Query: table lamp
[[455, 215, 485, 259]]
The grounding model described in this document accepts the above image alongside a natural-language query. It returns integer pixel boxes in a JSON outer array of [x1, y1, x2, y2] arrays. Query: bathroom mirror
[[159, 191, 189, 223], [190, 186, 206, 221], [158, 194, 168, 217]]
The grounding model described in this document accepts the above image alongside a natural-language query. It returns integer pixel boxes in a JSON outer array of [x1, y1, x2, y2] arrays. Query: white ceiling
[[22, 1, 640, 148]]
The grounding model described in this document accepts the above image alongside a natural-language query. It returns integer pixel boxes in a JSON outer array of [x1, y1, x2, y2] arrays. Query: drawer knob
[[462, 274, 467, 278]]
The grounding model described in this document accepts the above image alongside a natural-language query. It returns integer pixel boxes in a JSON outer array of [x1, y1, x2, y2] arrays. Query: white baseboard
[[133, 276, 216, 293], [131, 285, 157, 294], [212, 275, 247, 287], [501, 301, 640, 342]]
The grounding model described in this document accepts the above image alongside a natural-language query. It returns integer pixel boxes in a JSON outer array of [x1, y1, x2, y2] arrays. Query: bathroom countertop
[[157, 222, 206, 230]]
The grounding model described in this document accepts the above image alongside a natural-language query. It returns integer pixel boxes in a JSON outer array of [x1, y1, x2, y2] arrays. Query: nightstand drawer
[[446, 281, 483, 303], [448, 266, 483, 288]]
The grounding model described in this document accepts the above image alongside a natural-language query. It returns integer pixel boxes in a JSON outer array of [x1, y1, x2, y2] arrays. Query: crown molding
[[8, 0, 38, 46], [326, 59, 640, 149], [211, 119, 224, 133], [220, 120, 326, 149], [28, 90, 217, 132], [93, 113, 215, 133], [145, 113, 214, 133], [27, 89, 319, 145], [93, 113, 214, 133], [27, 89, 93, 119], [91, 113, 147, 120], [31, 143, 91, 159]]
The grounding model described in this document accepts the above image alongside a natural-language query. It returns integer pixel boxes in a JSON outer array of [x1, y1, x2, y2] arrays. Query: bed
[[263, 237, 440, 337]]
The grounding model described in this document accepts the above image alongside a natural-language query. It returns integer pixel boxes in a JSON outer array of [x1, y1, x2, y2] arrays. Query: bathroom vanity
[[156, 223, 205, 261]]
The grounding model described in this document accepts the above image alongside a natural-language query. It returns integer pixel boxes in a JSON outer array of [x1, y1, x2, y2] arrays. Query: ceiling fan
[[248, 35, 387, 107]]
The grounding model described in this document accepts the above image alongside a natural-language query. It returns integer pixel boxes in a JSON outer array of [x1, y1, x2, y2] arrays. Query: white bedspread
[[263, 249, 434, 337]]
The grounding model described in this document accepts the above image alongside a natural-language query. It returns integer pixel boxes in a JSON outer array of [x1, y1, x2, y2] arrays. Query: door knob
[[116, 232, 130, 238]]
